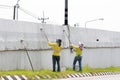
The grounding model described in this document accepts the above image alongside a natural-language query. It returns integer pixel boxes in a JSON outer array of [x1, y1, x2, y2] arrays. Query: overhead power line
[[0, 5, 13, 9], [19, 7, 41, 20], [0, 0, 49, 23]]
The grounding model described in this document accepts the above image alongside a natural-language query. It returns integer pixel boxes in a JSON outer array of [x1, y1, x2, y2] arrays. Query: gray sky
[[0, 0, 120, 32]]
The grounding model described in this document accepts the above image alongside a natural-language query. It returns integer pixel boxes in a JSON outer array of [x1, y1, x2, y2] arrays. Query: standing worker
[[48, 39, 62, 72], [71, 42, 84, 72]]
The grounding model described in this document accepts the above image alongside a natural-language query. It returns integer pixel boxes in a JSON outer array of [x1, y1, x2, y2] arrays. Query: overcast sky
[[0, 0, 120, 32]]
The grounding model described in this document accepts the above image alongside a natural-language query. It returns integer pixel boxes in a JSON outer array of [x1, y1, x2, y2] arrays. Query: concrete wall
[[0, 18, 120, 70]]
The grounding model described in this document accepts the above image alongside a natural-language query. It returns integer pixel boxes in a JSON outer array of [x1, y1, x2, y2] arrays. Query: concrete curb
[[1, 75, 27, 80], [1, 72, 120, 80]]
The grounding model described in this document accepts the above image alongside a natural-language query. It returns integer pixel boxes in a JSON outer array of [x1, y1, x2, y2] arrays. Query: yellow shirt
[[71, 44, 83, 56], [48, 42, 62, 56]]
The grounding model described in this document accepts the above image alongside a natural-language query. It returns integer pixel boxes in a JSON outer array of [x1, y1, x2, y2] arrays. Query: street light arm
[[85, 18, 104, 28], [85, 18, 104, 23]]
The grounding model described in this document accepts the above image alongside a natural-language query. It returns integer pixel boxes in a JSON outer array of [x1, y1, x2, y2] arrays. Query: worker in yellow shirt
[[71, 42, 84, 72], [48, 39, 62, 72]]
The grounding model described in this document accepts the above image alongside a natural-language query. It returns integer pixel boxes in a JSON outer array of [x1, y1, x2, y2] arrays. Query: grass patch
[[83, 66, 120, 73]]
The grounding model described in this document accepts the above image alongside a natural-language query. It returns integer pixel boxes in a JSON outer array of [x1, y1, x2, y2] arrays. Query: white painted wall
[[0, 18, 120, 70]]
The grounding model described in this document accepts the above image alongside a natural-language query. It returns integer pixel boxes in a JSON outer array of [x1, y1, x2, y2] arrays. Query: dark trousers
[[73, 55, 82, 72], [52, 55, 60, 72]]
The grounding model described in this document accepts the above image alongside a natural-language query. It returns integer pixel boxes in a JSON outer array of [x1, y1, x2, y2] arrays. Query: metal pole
[[20, 40, 34, 72]]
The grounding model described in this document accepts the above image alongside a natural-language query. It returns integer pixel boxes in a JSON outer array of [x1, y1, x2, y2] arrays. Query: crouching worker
[[48, 39, 62, 72], [71, 42, 84, 72]]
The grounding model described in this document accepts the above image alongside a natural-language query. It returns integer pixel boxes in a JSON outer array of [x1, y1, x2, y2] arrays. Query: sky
[[0, 0, 120, 32]]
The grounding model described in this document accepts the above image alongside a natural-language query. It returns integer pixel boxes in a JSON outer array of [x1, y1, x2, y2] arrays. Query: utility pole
[[39, 11, 49, 24], [64, 0, 68, 25], [13, 0, 20, 20], [64, 0, 71, 51]]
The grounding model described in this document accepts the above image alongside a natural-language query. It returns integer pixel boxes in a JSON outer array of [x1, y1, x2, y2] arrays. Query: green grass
[[0, 66, 120, 79], [83, 66, 120, 73]]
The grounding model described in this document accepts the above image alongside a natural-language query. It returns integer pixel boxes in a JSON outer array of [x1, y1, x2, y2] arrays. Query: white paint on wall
[[0, 18, 120, 70]]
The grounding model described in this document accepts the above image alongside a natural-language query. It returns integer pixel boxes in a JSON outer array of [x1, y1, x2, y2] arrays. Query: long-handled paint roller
[[40, 28, 49, 41], [20, 40, 34, 72], [63, 30, 73, 53]]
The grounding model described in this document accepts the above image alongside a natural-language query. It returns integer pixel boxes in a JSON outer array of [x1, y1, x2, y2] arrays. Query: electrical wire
[[0, 5, 13, 9], [19, 7, 41, 20], [0, 4, 43, 22]]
